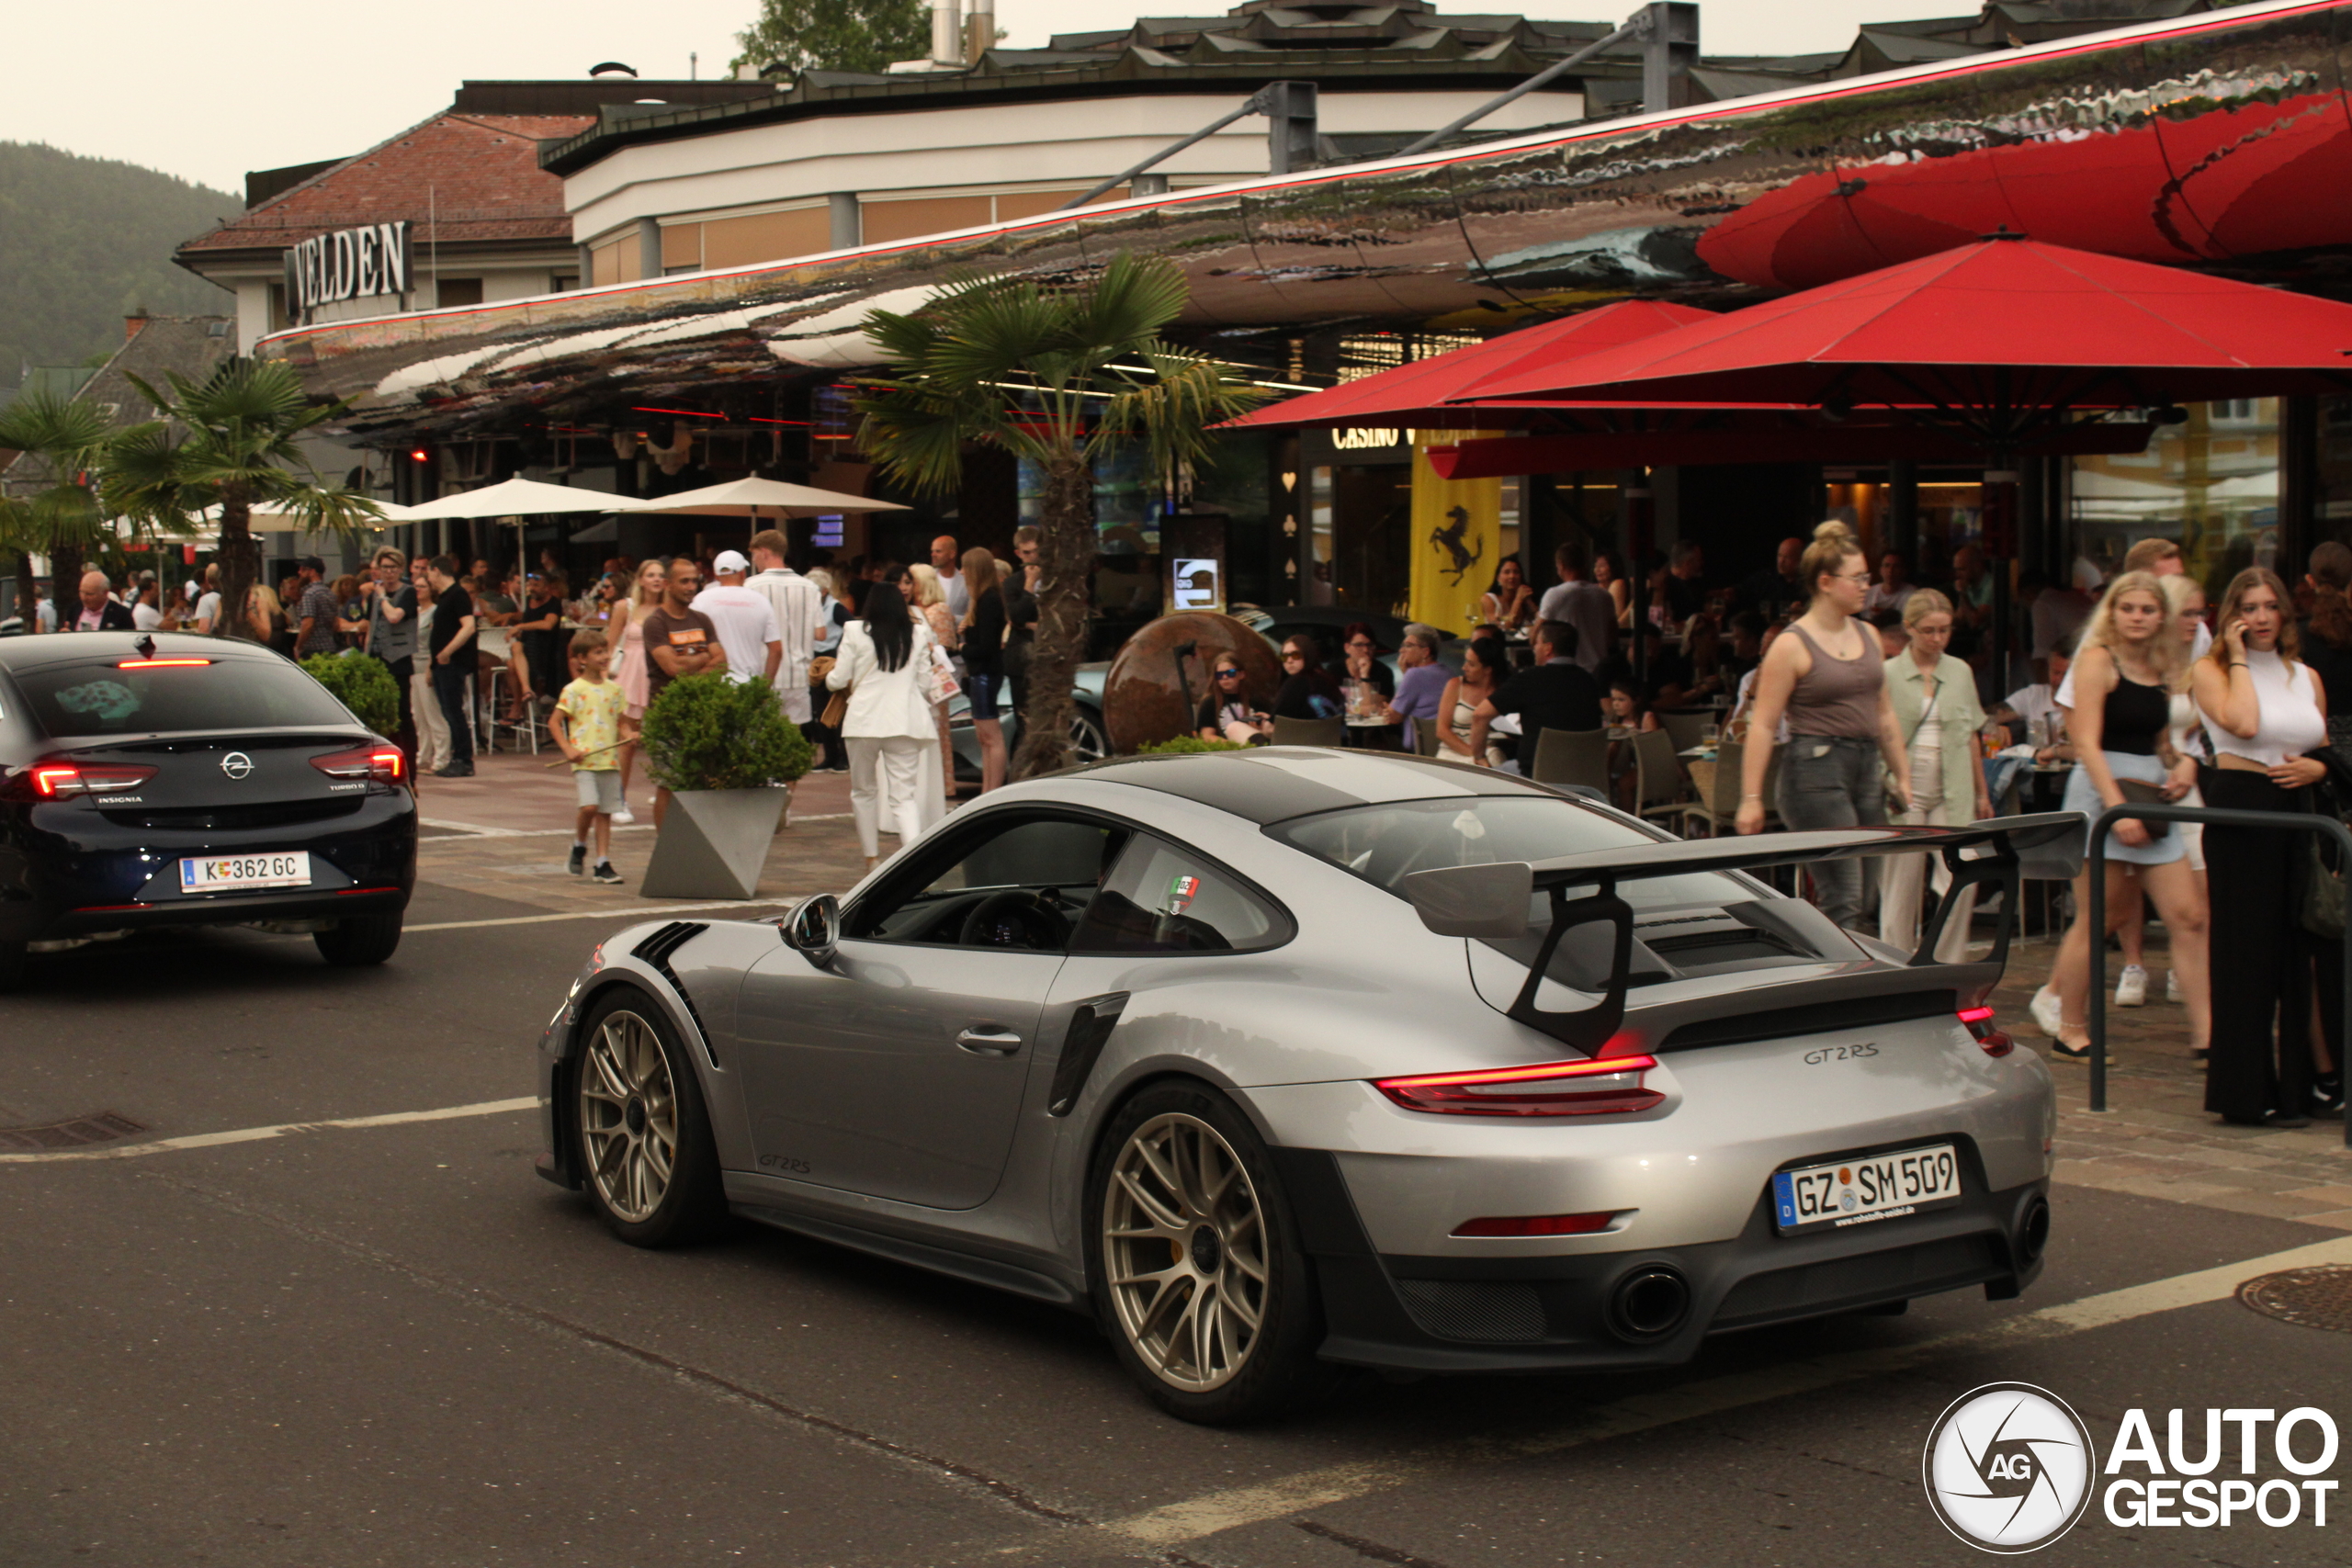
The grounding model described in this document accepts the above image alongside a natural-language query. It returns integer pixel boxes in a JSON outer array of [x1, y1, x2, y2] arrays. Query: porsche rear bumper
[[1272, 1147, 2048, 1374]]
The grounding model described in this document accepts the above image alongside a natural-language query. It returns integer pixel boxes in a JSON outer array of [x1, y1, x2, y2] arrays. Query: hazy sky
[[11, 0, 1963, 194]]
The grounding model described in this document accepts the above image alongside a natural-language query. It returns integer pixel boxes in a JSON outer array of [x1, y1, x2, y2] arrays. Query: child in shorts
[[551, 629, 626, 885]]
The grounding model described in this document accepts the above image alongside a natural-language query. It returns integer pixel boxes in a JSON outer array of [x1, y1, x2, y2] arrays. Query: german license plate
[[179, 852, 311, 893], [1772, 1144, 1960, 1234]]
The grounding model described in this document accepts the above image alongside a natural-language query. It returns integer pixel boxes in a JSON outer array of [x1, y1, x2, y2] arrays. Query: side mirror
[[1399, 861, 1532, 938], [784, 894, 840, 968]]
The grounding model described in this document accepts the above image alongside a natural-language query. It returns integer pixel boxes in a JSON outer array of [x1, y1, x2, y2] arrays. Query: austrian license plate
[[1771, 1143, 1960, 1234], [179, 852, 311, 893]]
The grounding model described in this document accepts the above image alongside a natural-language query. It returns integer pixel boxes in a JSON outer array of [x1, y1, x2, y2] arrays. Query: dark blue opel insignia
[[0, 631, 414, 988]]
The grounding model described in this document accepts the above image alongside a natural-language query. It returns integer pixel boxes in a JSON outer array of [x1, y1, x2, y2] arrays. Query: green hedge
[[1136, 735, 1250, 754], [300, 652, 401, 736], [640, 674, 814, 791]]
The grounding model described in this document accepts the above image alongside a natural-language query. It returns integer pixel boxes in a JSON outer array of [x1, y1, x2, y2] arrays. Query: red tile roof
[[179, 112, 594, 255]]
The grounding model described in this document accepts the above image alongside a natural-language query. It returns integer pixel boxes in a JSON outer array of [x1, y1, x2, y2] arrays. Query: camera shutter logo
[[1922, 1382, 2095, 1552], [220, 751, 254, 781]]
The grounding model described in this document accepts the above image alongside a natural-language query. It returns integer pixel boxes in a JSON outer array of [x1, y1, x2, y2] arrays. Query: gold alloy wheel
[[578, 1010, 679, 1224], [1102, 1111, 1270, 1392]]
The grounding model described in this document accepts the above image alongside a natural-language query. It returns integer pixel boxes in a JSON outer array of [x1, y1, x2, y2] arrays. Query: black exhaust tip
[[2016, 1196, 2051, 1266], [1606, 1266, 1691, 1341]]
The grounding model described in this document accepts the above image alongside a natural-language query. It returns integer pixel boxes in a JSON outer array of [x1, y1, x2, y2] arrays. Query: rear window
[[1268, 795, 1753, 918], [13, 658, 355, 739]]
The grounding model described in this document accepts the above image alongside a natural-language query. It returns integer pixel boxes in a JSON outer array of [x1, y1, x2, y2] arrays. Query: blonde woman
[[2193, 567, 2330, 1125], [2043, 570, 2209, 1062], [1736, 521, 1913, 931], [959, 548, 1009, 793], [1880, 590, 1994, 962], [908, 563, 962, 800], [408, 560, 452, 773], [609, 558, 666, 823]]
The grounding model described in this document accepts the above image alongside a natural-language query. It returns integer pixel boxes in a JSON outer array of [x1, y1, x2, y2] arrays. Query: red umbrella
[[1455, 235, 2352, 442], [1216, 299, 1716, 431]]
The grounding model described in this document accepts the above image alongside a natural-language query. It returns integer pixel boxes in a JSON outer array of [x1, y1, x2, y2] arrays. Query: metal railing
[[2085, 801, 2352, 1147]]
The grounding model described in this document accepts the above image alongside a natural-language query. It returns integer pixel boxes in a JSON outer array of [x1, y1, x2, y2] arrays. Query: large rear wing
[[1400, 813, 2082, 1051]]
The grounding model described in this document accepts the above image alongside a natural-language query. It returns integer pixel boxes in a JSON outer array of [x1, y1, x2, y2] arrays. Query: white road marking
[[0, 1096, 538, 1165], [421, 818, 658, 838], [1102, 1234, 2352, 1546], [405, 900, 794, 932]]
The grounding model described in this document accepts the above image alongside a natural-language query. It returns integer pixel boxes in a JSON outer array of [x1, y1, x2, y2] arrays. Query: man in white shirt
[[744, 530, 825, 723], [931, 534, 968, 621], [131, 580, 165, 631], [691, 549, 782, 685], [1863, 552, 1916, 619], [190, 565, 221, 637], [1534, 539, 1614, 673]]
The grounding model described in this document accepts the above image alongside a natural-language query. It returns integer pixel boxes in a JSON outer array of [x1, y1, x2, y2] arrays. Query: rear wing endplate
[[1400, 812, 2081, 1052]]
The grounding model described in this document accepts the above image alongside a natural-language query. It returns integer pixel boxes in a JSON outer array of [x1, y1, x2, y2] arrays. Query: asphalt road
[[4, 883, 2349, 1567]]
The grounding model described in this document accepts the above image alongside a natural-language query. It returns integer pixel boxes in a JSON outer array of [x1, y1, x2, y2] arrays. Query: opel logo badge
[[220, 751, 254, 781], [1922, 1382, 2095, 1552]]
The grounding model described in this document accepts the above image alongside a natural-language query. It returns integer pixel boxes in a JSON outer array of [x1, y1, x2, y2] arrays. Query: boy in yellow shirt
[[551, 629, 627, 884]]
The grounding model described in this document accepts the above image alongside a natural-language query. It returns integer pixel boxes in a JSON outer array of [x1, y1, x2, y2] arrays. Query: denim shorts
[[964, 670, 1003, 718]]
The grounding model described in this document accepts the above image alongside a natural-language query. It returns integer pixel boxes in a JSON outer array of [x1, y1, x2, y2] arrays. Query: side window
[[1071, 834, 1287, 955], [845, 814, 1125, 950]]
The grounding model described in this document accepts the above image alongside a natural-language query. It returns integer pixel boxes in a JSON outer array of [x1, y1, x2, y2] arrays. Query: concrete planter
[[640, 786, 786, 899]]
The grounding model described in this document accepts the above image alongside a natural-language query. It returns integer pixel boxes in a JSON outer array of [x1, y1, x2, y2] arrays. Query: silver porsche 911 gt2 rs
[[533, 749, 2075, 1423]]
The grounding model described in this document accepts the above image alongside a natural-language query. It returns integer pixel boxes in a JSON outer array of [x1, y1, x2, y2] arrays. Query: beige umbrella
[[632, 477, 909, 530], [401, 478, 644, 520]]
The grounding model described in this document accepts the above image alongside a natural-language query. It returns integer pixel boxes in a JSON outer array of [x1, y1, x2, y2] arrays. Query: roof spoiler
[[1401, 812, 2082, 1051]]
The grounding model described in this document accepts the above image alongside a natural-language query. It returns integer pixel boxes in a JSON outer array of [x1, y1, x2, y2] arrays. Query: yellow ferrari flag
[[1408, 431, 1503, 636]]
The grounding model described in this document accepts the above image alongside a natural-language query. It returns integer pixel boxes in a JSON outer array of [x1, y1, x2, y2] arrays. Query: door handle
[[956, 1026, 1023, 1056]]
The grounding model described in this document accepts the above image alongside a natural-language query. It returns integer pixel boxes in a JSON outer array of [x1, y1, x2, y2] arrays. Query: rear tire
[[1087, 1081, 1336, 1424], [315, 912, 402, 966], [573, 988, 725, 1247]]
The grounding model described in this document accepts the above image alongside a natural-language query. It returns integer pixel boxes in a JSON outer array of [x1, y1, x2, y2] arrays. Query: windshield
[[14, 658, 356, 739], [1271, 795, 1754, 915]]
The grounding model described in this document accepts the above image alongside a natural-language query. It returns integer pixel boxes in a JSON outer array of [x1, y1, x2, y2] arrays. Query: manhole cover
[[2238, 1266, 2352, 1334], [0, 1111, 147, 1152]]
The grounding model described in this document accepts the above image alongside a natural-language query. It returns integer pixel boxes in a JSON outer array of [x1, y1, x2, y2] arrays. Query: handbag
[[2302, 837, 2346, 941], [923, 643, 961, 704], [2113, 778, 2172, 840]]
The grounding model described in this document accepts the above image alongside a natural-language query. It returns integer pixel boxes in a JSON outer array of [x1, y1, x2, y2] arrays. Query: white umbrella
[[401, 477, 645, 520], [632, 476, 909, 524], [189, 497, 414, 533]]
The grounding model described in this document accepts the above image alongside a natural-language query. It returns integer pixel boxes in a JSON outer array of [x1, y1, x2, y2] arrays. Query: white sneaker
[[612, 806, 636, 825], [2115, 964, 2149, 1008], [2029, 986, 2064, 1038], [2165, 968, 2183, 1004]]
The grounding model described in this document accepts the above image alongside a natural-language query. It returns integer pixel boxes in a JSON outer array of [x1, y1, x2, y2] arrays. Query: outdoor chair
[[1657, 709, 1714, 753], [1674, 738, 1782, 838], [1271, 716, 1344, 748], [1630, 728, 1690, 827], [1529, 728, 1610, 794], [1414, 719, 1443, 757]]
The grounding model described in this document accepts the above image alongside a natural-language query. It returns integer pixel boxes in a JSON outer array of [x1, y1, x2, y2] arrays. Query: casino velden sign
[[284, 220, 412, 323], [1923, 1383, 2342, 1552]]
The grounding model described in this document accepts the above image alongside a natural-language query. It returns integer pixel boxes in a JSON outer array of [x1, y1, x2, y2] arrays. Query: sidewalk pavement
[[410, 751, 939, 913], [408, 777, 2352, 1229]]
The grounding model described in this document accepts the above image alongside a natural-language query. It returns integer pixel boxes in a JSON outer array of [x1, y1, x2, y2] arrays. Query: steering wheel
[[957, 889, 1065, 951]]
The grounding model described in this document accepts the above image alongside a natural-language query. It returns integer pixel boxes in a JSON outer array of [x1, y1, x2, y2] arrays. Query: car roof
[[1066, 747, 1565, 826], [0, 631, 284, 675]]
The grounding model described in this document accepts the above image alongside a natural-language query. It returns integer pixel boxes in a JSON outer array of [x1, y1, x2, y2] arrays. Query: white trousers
[[411, 669, 451, 770], [848, 736, 928, 858], [1879, 793, 1979, 964]]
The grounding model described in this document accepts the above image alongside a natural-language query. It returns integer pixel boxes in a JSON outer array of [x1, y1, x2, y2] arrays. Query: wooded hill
[[0, 141, 236, 384]]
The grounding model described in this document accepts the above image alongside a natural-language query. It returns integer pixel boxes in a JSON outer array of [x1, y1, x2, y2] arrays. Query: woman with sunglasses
[[1272, 635, 1344, 722], [1197, 656, 1271, 744]]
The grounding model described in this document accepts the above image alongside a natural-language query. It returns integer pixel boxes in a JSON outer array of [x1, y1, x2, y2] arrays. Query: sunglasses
[[1216, 667, 1245, 679]]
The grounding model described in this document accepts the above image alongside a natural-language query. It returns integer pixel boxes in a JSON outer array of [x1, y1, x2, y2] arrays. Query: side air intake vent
[[631, 921, 713, 1061]]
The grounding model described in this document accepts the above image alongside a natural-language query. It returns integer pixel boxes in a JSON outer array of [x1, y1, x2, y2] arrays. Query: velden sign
[[1924, 1383, 2342, 1552], [284, 220, 412, 321]]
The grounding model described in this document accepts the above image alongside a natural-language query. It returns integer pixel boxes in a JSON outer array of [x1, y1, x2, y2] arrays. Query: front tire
[[1088, 1082, 1335, 1424], [315, 912, 402, 966], [573, 989, 725, 1247]]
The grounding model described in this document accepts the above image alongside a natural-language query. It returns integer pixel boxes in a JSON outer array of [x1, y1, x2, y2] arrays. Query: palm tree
[[852, 254, 1263, 776], [105, 358, 386, 640], [0, 392, 114, 631]]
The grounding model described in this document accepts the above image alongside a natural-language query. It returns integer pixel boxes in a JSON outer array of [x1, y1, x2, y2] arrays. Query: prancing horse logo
[[220, 751, 254, 781]]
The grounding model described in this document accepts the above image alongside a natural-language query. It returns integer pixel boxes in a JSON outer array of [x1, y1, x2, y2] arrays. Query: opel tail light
[[18, 762, 158, 798], [309, 745, 406, 784], [1374, 1055, 1664, 1118], [1958, 1005, 2013, 1058]]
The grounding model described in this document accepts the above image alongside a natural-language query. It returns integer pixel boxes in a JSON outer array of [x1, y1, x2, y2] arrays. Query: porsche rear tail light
[[17, 762, 159, 798], [1958, 1005, 2013, 1058], [309, 745, 406, 784], [1374, 1055, 1663, 1118], [1452, 1212, 1623, 1237]]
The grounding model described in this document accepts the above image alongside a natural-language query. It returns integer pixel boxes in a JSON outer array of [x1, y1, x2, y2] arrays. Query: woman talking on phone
[[2193, 567, 2334, 1126], [1736, 522, 1911, 932]]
